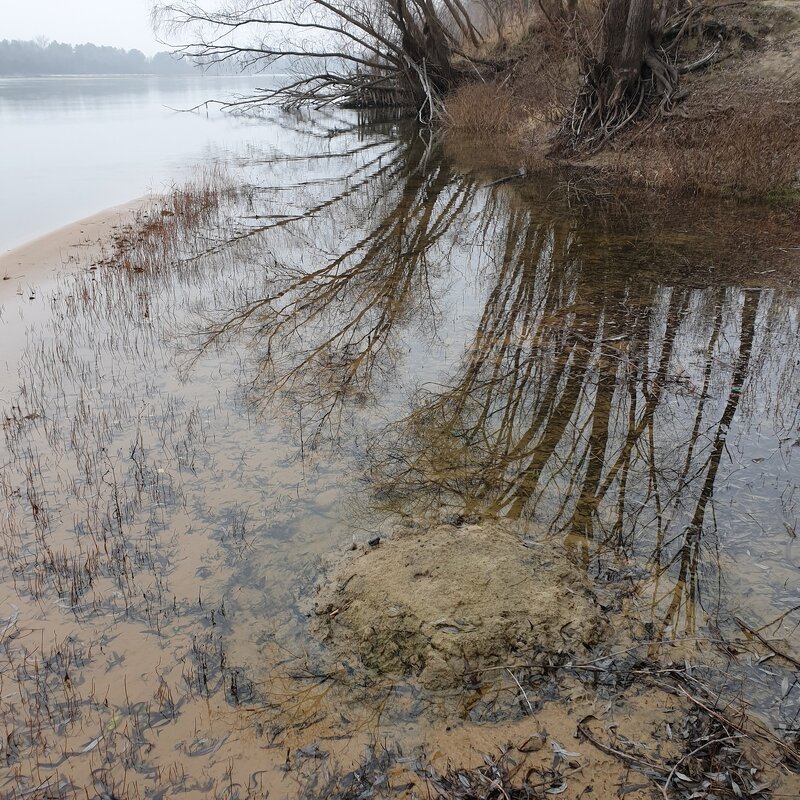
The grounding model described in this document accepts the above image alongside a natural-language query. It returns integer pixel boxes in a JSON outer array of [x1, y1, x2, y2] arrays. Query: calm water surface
[[0, 112, 799, 796], [0, 75, 281, 252]]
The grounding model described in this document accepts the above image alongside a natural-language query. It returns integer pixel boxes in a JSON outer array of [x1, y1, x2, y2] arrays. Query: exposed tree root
[[556, 4, 733, 154]]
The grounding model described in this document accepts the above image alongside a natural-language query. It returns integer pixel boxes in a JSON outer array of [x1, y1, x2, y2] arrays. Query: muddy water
[[1, 114, 799, 798]]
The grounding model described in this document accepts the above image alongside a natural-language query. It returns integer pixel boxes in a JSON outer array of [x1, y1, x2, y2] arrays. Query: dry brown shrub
[[447, 2, 605, 146], [443, 81, 519, 137], [506, 2, 604, 124]]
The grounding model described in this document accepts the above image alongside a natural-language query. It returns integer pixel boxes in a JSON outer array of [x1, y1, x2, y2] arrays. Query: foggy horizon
[[4, 1, 164, 56]]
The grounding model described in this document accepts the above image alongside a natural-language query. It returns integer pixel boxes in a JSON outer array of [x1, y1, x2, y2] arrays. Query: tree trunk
[[557, 0, 680, 151], [601, 0, 655, 104]]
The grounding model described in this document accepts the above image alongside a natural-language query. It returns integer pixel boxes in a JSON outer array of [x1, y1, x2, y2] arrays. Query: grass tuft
[[443, 81, 519, 137]]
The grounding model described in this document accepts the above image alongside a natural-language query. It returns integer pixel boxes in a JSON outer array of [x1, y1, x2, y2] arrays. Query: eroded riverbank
[[1, 115, 799, 799]]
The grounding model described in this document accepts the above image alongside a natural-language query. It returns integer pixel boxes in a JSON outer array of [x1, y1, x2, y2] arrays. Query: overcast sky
[[4, 1, 164, 54]]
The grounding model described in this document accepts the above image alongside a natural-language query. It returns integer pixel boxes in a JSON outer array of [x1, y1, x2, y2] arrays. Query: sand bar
[[0, 195, 152, 301]]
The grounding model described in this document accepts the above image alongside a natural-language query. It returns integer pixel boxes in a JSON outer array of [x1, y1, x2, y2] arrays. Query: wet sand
[[0, 196, 152, 301]]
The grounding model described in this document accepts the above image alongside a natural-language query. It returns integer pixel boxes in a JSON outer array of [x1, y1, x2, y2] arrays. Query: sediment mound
[[315, 520, 605, 689]]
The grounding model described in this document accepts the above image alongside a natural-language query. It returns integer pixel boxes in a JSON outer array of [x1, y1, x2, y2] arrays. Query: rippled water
[[1, 113, 798, 797]]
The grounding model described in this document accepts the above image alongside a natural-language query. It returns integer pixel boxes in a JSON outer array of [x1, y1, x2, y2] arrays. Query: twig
[[659, 734, 742, 800], [735, 615, 800, 669], [577, 718, 669, 776], [506, 668, 533, 714], [754, 604, 800, 633], [674, 685, 796, 760]]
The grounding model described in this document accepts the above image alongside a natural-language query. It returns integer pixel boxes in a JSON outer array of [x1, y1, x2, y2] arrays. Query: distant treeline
[[0, 39, 196, 76]]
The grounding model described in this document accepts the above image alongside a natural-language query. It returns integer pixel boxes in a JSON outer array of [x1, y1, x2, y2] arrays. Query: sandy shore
[[0, 196, 152, 301]]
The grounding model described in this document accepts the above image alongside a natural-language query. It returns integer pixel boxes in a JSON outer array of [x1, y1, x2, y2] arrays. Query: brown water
[[1, 115, 799, 798]]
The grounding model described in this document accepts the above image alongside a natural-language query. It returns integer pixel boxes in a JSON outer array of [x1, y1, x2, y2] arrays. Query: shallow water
[[0, 113, 799, 797]]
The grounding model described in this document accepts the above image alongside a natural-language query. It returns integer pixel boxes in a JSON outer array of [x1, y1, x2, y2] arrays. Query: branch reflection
[[191, 123, 799, 640]]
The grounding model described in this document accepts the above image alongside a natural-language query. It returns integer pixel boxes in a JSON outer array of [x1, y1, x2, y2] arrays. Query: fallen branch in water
[[734, 615, 800, 669]]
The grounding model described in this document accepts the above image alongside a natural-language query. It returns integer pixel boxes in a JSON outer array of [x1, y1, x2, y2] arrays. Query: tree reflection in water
[[194, 118, 799, 647], [194, 118, 478, 438]]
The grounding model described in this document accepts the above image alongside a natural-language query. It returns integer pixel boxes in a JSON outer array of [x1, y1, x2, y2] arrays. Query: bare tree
[[155, 0, 495, 117]]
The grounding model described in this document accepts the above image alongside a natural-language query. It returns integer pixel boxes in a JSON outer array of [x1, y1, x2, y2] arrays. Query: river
[[0, 74, 281, 252], [0, 100, 798, 798]]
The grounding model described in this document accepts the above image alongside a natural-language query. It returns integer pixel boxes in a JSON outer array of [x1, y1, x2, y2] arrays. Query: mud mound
[[315, 521, 605, 689]]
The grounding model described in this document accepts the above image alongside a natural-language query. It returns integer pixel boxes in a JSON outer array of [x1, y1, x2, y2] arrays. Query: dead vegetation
[[442, 0, 800, 199], [444, 81, 518, 136], [290, 661, 800, 800], [0, 165, 271, 798], [641, 98, 800, 198]]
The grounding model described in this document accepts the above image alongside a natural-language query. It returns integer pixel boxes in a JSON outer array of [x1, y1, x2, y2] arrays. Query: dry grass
[[103, 165, 235, 273], [618, 88, 800, 199], [444, 4, 595, 150], [443, 81, 519, 137], [509, 2, 601, 113], [662, 106, 799, 199]]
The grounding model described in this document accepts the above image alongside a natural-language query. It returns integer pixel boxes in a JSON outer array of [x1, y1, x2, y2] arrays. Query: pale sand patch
[[0, 196, 152, 301], [315, 519, 606, 689]]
